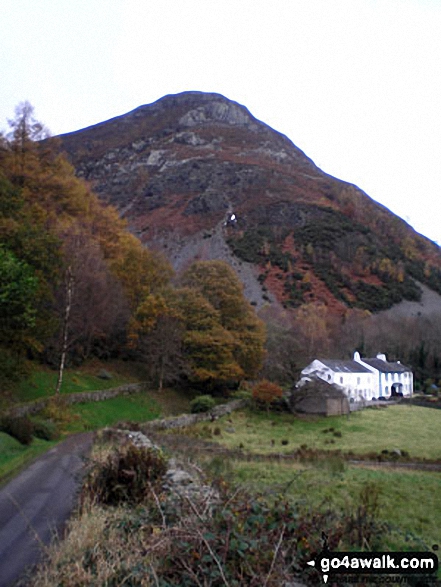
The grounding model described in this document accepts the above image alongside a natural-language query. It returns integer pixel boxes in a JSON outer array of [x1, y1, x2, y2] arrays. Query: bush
[[252, 379, 283, 411], [230, 389, 252, 400], [81, 444, 167, 506], [30, 417, 59, 441], [159, 485, 345, 585], [0, 415, 34, 445], [41, 396, 76, 424], [190, 395, 216, 413]]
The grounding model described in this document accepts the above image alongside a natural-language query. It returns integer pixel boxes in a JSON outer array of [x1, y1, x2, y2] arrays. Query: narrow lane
[[0, 432, 93, 587]]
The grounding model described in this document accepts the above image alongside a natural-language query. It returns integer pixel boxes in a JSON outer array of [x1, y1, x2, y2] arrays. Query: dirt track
[[0, 432, 93, 587]]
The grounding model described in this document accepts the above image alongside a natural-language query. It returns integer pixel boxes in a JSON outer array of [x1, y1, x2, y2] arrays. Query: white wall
[[300, 361, 374, 401], [353, 353, 413, 397]]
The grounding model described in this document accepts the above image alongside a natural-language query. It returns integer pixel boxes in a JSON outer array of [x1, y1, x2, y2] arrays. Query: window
[[327, 374, 331, 381], [357, 377, 361, 385], [385, 373, 389, 381], [340, 377, 343, 384]]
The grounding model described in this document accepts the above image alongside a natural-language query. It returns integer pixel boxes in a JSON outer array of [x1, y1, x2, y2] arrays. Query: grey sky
[[1, 0, 440, 243]]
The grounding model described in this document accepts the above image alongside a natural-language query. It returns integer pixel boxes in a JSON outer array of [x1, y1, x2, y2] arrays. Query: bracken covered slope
[[58, 91, 441, 313]]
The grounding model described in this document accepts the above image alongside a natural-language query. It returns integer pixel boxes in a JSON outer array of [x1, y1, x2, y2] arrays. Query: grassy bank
[[0, 432, 58, 486], [15, 361, 140, 403], [0, 383, 193, 484], [63, 393, 162, 433], [192, 404, 441, 460], [229, 459, 441, 551]]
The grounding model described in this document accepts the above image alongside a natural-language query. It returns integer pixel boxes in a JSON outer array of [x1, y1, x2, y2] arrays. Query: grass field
[[15, 364, 137, 402], [228, 459, 441, 553], [63, 393, 162, 433], [195, 405, 441, 460]]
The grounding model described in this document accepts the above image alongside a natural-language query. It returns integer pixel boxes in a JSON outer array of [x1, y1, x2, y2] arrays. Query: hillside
[[58, 91, 441, 314]]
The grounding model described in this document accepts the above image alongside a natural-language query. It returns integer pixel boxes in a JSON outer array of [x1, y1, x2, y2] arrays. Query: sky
[[1, 0, 441, 244]]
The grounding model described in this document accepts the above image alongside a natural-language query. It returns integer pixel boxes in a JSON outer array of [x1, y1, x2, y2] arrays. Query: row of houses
[[299, 351, 413, 402]]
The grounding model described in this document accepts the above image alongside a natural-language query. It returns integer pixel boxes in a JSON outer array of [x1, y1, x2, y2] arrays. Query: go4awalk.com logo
[[306, 536, 438, 584]]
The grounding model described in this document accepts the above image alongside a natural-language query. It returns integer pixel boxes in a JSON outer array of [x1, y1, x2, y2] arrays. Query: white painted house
[[299, 352, 413, 402], [353, 352, 414, 399]]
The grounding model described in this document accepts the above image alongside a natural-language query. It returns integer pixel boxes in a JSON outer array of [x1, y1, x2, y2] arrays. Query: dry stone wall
[[4, 383, 145, 418], [141, 399, 247, 431]]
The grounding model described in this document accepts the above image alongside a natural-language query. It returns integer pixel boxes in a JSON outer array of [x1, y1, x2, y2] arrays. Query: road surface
[[0, 432, 93, 587]]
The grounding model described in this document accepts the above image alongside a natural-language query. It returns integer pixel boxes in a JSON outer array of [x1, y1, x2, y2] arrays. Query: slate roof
[[294, 377, 348, 399], [318, 359, 372, 374], [361, 358, 411, 373]]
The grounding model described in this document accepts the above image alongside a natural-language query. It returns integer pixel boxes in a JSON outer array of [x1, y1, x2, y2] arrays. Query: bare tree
[[54, 226, 129, 393]]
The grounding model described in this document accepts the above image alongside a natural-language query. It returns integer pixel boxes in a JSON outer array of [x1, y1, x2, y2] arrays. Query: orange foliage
[[252, 379, 283, 406]]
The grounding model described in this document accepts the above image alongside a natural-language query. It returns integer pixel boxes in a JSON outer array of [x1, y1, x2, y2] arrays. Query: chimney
[[376, 353, 387, 361]]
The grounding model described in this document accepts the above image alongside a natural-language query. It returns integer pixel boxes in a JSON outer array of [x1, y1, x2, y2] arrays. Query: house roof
[[361, 358, 411, 373], [293, 377, 348, 400], [318, 359, 372, 374]]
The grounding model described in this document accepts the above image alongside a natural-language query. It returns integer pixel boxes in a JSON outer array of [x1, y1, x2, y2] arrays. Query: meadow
[[192, 404, 441, 460]]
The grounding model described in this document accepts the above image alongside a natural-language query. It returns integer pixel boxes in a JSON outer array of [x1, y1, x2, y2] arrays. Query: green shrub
[[230, 389, 251, 400], [82, 444, 167, 506], [190, 395, 216, 413], [30, 417, 59, 441], [0, 415, 34, 445]]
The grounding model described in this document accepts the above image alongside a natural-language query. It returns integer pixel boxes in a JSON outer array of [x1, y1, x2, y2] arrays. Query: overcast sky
[[1, 0, 441, 243]]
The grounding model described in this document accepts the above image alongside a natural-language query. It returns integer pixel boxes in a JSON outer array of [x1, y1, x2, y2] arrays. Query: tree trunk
[[158, 355, 164, 392], [55, 266, 74, 395]]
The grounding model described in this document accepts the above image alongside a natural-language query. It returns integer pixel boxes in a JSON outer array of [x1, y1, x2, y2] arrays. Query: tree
[[0, 247, 39, 387], [259, 307, 301, 384], [180, 261, 266, 381], [291, 302, 331, 362], [53, 226, 129, 392], [176, 287, 244, 390], [128, 291, 184, 391], [252, 379, 283, 412], [6, 101, 48, 187], [0, 247, 38, 348]]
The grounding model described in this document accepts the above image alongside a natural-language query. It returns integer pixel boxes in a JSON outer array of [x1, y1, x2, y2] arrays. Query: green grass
[[196, 405, 441, 460], [229, 460, 441, 552], [0, 432, 58, 485], [16, 366, 136, 403], [63, 393, 162, 433], [0, 391, 165, 483]]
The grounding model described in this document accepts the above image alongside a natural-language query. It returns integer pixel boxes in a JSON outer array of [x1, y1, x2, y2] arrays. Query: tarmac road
[[0, 432, 93, 587]]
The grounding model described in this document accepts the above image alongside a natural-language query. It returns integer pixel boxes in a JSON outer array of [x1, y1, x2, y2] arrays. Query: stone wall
[[3, 383, 145, 418], [142, 399, 248, 431]]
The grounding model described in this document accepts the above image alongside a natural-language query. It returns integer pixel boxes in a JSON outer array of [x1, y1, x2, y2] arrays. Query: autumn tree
[[5, 101, 48, 187], [252, 379, 283, 412], [0, 103, 176, 387], [180, 261, 266, 387], [259, 306, 302, 384], [291, 302, 332, 363], [127, 288, 184, 391], [175, 287, 243, 390]]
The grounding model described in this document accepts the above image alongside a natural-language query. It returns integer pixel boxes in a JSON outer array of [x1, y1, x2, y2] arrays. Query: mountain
[[57, 91, 441, 314]]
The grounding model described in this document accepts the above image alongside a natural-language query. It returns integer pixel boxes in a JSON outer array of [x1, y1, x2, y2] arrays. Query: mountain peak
[[58, 92, 441, 314], [125, 91, 261, 135]]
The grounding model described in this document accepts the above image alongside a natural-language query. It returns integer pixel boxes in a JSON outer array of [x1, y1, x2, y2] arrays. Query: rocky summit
[[58, 91, 441, 313]]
